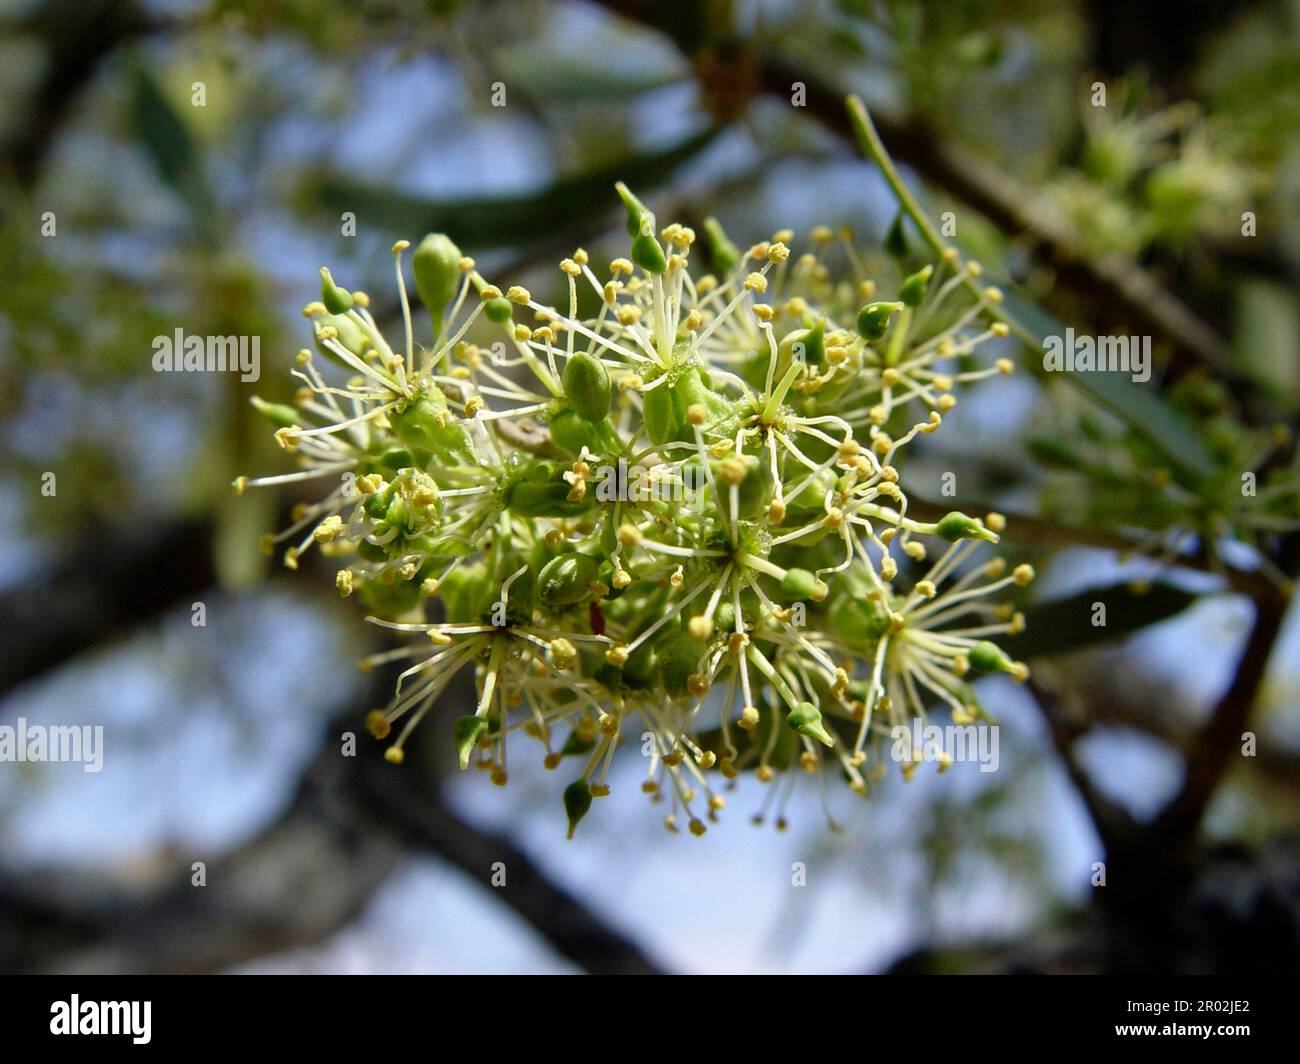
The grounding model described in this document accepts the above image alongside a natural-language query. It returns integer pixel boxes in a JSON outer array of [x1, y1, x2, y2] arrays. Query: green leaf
[[491, 46, 688, 101], [1002, 581, 1199, 659], [129, 63, 216, 227], [300, 128, 720, 246], [1234, 279, 1300, 404], [997, 285, 1216, 482]]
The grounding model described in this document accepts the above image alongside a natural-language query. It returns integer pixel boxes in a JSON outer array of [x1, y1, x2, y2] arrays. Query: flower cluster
[[237, 184, 1032, 835]]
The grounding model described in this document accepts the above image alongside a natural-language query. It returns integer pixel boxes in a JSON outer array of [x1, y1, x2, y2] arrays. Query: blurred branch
[[2, 0, 160, 186], [1025, 676, 1139, 855], [2, 699, 664, 974], [0, 518, 215, 697], [0, 725, 403, 974], [353, 749, 664, 975], [1153, 579, 1293, 848]]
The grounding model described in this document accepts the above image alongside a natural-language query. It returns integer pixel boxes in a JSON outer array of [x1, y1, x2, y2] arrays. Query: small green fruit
[[787, 701, 835, 747], [562, 351, 612, 422], [412, 233, 463, 324], [899, 265, 933, 307], [934, 511, 998, 543], [968, 640, 1013, 674], [538, 552, 601, 606], [703, 216, 740, 272], [563, 779, 593, 839], [857, 301, 903, 341], [320, 266, 353, 314], [454, 714, 490, 769]]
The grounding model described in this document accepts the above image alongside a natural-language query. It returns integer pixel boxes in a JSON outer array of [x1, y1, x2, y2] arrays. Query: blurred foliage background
[[1, 0, 1298, 973]]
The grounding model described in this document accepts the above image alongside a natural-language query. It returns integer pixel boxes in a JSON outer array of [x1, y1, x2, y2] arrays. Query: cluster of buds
[[237, 184, 1032, 836]]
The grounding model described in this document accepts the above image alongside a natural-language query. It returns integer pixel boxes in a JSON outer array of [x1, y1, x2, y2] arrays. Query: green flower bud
[[703, 216, 740, 273], [714, 601, 736, 632], [250, 396, 299, 429], [857, 301, 903, 341], [933, 511, 999, 543], [548, 406, 601, 456], [365, 446, 420, 475], [642, 381, 679, 445], [675, 368, 740, 439], [631, 231, 667, 274], [730, 455, 774, 520], [538, 552, 601, 606], [831, 595, 893, 650], [454, 714, 489, 770], [778, 567, 826, 602], [615, 181, 650, 237], [504, 461, 595, 518], [967, 640, 1014, 674], [389, 388, 475, 464], [563, 778, 593, 839], [562, 351, 612, 422], [484, 297, 513, 324], [899, 264, 933, 308], [412, 233, 462, 324], [658, 630, 701, 700], [787, 701, 835, 747], [320, 266, 353, 315], [779, 318, 827, 366]]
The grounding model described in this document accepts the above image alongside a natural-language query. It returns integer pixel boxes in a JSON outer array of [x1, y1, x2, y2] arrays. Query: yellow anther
[[688, 615, 715, 641]]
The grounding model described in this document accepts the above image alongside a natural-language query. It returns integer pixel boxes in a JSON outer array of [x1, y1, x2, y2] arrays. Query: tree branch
[[1, 696, 665, 974], [1153, 587, 1291, 848], [0, 518, 216, 696]]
